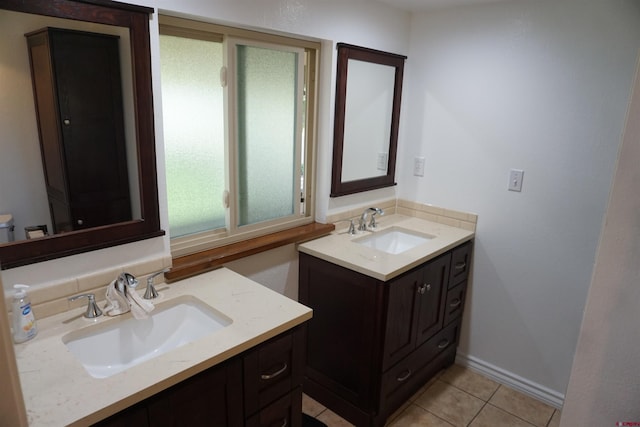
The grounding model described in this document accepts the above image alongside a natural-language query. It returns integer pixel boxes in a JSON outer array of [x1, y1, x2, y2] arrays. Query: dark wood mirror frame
[[330, 43, 406, 197], [0, 0, 164, 269]]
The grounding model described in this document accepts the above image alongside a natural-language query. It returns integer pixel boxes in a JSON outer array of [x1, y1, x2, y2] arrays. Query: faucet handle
[[335, 219, 357, 235], [68, 293, 103, 318], [368, 207, 384, 228], [144, 268, 169, 300]]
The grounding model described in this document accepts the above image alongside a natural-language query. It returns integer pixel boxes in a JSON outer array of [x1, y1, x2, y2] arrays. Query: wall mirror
[[0, 0, 163, 269], [330, 43, 406, 197]]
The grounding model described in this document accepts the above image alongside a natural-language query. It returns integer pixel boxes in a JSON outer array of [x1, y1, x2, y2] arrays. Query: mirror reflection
[[331, 43, 406, 197], [0, 10, 140, 244], [341, 58, 396, 182]]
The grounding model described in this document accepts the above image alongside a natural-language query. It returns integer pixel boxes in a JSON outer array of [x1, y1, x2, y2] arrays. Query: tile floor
[[302, 364, 562, 427]]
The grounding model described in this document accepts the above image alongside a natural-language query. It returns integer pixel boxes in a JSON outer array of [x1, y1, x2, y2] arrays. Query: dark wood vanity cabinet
[[93, 325, 306, 427], [299, 240, 472, 427], [26, 27, 131, 233]]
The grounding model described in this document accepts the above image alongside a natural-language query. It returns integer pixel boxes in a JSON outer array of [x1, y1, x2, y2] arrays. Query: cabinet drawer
[[246, 387, 303, 427], [381, 321, 459, 402], [244, 326, 305, 416], [449, 241, 472, 288], [444, 282, 467, 326]]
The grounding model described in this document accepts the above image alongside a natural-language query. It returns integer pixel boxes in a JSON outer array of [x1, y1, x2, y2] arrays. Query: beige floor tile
[[386, 399, 413, 425], [489, 386, 555, 427], [316, 408, 355, 427], [414, 380, 485, 426], [469, 404, 536, 427], [388, 404, 455, 427], [303, 394, 326, 417], [409, 370, 444, 402], [547, 410, 562, 427], [439, 364, 500, 401]]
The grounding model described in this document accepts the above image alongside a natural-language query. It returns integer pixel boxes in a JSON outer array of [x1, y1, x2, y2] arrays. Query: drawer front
[[246, 387, 303, 427], [444, 281, 467, 326], [244, 327, 305, 416], [381, 321, 460, 402], [449, 241, 472, 288]]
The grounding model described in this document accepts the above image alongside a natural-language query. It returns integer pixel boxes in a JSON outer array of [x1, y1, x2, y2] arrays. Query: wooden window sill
[[165, 222, 335, 282]]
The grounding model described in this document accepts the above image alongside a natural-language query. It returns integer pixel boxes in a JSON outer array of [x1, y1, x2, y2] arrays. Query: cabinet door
[[147, 358, 244, 427], [51, 29, 131, 230], [299, 253, 382, 410], [382, 269, 421, 370], [415, 253, 451, 346]]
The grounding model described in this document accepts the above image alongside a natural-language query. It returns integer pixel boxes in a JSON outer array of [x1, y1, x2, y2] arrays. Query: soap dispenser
[[12, 284, 38, 343]]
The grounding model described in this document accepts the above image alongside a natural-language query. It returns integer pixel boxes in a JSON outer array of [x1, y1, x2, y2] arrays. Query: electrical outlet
[[508, 169, 524, 192], [414, 157, 425, 177]]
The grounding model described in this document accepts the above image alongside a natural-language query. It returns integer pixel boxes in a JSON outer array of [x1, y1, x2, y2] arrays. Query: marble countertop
[[298, 214, 474, 281], [13, 268, 312, 427]]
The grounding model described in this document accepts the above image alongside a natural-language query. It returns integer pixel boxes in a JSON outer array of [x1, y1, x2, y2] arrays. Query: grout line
[[484, 403, 538, 427], [466, 400, 489, 427], [487, 383, 501, 401], [424, 407, 456, 427]]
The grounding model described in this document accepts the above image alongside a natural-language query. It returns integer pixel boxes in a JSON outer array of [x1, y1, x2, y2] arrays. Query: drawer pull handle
[[437, 339, 450, 349], [449, 298, 462, 308], [418, 283, 431, 294], [454, 261, 466, 270], [279, 419, 287, 427], [396, 369, 412, 382], [261, 363, 288, 380]]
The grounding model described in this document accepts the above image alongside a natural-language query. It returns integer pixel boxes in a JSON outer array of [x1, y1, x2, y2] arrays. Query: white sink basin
[[62, 295, 232, 378], [354, 227, 434, 254]]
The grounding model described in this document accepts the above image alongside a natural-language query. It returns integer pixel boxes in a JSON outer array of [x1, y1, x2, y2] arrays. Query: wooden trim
[[158, 15, 321, 50], [166, 222, 334, 282]]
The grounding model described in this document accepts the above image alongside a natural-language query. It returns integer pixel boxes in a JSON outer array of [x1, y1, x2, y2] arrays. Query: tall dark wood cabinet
[[299, 240, 473, 427], [26, 27, 132, 233]]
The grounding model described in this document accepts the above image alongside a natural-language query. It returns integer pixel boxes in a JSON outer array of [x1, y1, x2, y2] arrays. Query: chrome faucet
[[144, 268, 169, 299], [68, 293, 103, 318], [116, 272, 139, 294], [359, 207, 384, 231]]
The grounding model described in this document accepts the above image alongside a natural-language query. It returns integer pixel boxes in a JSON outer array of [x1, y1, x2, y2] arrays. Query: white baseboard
[[455, 352, 565, 409]]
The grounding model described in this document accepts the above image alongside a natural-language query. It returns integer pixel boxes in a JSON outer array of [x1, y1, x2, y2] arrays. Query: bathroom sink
[[62, 295, 232, 378], [354, 227, 434, 254]]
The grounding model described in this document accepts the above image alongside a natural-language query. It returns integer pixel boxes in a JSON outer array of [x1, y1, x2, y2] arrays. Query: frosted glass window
[[236, 45, 300, 226], [160, 35, 225, 237]]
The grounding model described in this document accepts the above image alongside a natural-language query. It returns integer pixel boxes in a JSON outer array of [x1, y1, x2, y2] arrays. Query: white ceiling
[[375, 0, 513, 12]]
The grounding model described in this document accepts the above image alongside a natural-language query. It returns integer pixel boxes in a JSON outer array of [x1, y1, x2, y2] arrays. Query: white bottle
[[12, 284, 37, 343]]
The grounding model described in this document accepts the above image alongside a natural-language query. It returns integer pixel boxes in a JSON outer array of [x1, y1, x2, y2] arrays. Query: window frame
[[159, 15, 320, 257]]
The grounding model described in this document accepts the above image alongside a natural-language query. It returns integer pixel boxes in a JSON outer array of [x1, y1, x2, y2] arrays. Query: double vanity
[[13, 213, 473, 427]]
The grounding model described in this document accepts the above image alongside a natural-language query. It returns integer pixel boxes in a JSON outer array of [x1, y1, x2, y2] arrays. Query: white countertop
[[298, 215, 474, 281], [13, 268, 312, 427]]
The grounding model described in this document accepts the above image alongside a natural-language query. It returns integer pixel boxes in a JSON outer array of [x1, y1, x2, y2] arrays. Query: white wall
[[399, 0, 640, 399], [560, 51, 640, 426]]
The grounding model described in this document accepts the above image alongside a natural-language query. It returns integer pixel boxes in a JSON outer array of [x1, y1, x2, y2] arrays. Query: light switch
[[414, 157, 425, 177], [508, 169, 524, 192]]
